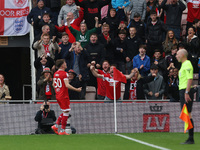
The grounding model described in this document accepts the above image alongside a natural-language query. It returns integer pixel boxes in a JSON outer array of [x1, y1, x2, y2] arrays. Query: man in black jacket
[[85, 33, 105, 87], [126, 27, 141, 73], [35, 102, 56, 134], [98, 24, 115, 64], [159, 0, 186, 40], [146, 10, 168, 58], [75, 0, 111, 29], [127, 12, 145, 43], [100, 8, 120, 38]]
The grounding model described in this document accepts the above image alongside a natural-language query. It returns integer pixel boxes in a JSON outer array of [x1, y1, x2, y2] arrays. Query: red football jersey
[[53, 69, 69, 100], [97, 69, 107, 96], [103, 74, 121, 100], [187, 0, 200, 22], [129, 80, 137, 100]]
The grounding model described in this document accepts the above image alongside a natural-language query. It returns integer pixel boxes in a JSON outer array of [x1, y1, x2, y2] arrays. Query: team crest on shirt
[[13, 0, 26, 7]]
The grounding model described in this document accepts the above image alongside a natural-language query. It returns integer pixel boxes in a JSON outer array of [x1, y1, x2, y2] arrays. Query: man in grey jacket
[[127, 0, 146, 21], [144, 64, 165, 100], [57, 0, 78, 27]]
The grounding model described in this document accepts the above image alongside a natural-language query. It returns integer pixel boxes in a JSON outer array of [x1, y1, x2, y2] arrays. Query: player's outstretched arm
[[64, 79, 82, 92], [90, 65, 103, 79]]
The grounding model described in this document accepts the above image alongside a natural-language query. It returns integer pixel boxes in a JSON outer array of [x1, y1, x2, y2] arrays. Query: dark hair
[[43, 13, 50, 17], [139, 44, 146, 50], [154, 49, 161, 53], [102, 60, 110, 65], [55, 59, 65, 69], [129, 26, 137, 31], [110, 8, 116, 12], [188, 26, 196, 33], [177, 42, 185, 49], [118, 29, 127, 35], [110, 64, 117, 68], [61, 32, 69, 37], [90, 33, 98, 38], [193, 19, 200, 24], [171, 44, 177, 50], [150, 10, 157, 15]]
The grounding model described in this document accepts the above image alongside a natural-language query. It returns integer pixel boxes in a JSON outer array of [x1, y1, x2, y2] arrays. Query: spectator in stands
[[55, 7, 84, 43], [37, 67, 55, 100], [198, 59, 200, 84], [193, 19, 200, 38], [100, 8, 120, 37], [157, 0, 164, 21], [34, 13, 56, 37], [183, 26, 200, 73], [58, 0, 79, 27], [43, 0, 61, 25], [151, 49, 167, 77], [167, 68, 179, 102], [96, 60, 110, 100], [127, 0, 146, 21], [67, 17, 99, 48], [35, 102, 56, 134], [75, 0, 111, 29], [144, 64, 166, 100], [27, 0, 51, 37], [126, 27, 141, 73], [159, 0, 186, 41], [162, 30, 178, 56], [33, 33, 59, 59], [133, 45, 150, 77], [127, 13, 145, 43], [111, 0, 130, 21], [165, 45, 181, 70], [33, 25, 51, 45], [124, 68, 156, 100], [55, 33, 72, 64], [145, 0, 158, 23], [113, 29, 127, 74], [146, 10, 168, 58], [85, 33, 106, 68], [66, 42, 90, 99], [117, 21, 129, 36], [68, 69, 81, 100], [34, 54, 54, 90], [0, 74, 11, 101], [85, 33, 106, 87], [185, 0, 200, 34], [98, 24, 115, 64], [90, 65, 135, 100]]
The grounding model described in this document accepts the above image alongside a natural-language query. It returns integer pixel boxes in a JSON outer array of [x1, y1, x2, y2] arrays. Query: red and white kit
[[53, 69, 70, 111]]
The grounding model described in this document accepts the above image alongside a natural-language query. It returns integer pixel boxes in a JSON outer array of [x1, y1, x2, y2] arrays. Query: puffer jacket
[[127, 0, 146, 20], [146, 18, 168, 46]]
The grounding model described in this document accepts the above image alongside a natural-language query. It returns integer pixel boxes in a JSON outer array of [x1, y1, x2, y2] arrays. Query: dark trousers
[[116, 9, 126, 21]]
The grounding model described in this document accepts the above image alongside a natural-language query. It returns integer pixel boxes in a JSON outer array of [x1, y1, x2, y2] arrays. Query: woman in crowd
[[162, 30, 178, 56], [0, 74, 11, 100], [123, 68, 156, 100]]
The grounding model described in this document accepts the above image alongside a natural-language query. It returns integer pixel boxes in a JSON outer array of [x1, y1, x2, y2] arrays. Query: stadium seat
[[85, 86, 96, 100], [192, 73, 199, 86]]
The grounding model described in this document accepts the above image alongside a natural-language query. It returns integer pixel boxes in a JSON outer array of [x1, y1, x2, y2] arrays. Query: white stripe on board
[[116, 134, 171, 150]]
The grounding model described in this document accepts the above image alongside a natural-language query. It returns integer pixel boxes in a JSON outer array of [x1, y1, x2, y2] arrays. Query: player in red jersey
[[51, 59, 82, 135], [90, 64, 136, 100]]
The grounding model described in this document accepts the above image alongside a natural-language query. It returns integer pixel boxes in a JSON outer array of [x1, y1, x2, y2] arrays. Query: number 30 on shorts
[[54, 78, 62, 88]]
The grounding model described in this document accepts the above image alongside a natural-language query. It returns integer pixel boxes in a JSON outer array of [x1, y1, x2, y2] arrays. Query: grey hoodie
[[57, 3, 79, 25]]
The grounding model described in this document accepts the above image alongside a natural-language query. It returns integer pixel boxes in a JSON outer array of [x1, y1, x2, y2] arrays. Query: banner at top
[[0, 0, 30, 36]]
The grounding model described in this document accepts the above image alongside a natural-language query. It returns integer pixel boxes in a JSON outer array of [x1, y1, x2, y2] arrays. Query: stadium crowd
[[28, 0, 200, 101]]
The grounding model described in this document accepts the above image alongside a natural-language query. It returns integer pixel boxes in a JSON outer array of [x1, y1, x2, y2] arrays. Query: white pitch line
[[116, 134, 171, 150]]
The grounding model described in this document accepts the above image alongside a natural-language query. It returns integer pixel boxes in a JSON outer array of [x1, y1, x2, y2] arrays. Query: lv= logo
[[143, 104, 170, 132]]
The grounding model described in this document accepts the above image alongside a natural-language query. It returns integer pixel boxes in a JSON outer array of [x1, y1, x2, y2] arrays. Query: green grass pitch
[[0, 132, 199, 150]]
